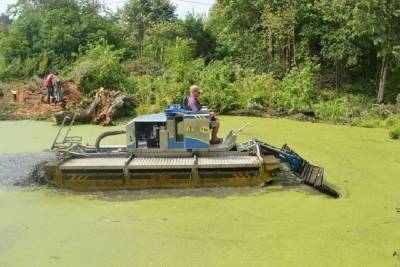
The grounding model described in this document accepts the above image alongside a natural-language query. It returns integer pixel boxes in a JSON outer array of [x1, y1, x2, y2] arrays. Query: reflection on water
[[86, 180, 316, 202], [40, 170, 315, 202]]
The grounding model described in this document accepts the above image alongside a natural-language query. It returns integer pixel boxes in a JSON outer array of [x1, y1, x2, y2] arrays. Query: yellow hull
[[45, 156, 280, 191]]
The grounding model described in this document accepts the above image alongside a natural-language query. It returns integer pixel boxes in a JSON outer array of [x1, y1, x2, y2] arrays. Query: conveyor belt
[[197, 156, 260, 168], [59, 156, 262, 170], [129, 157, 194, 169], [60, 158, 127, 170]]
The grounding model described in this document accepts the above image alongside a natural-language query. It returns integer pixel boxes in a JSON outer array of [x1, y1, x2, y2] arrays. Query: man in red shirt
[[44, 74, 54, 104]]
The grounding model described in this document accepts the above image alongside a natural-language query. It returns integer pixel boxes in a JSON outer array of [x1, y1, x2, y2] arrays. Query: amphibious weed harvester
[[44, 104, 339, 198]]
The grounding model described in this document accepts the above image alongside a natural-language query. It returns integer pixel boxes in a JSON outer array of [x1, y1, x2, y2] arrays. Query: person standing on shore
[[54, 75, 62, 104], [44, 74, 54, 104]]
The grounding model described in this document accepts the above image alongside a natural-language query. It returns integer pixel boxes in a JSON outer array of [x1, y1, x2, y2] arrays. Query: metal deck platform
[[59, 155, 263, 170]]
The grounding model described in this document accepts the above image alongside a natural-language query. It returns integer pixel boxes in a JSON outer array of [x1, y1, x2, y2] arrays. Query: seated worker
[[187, 85, 222, 144]]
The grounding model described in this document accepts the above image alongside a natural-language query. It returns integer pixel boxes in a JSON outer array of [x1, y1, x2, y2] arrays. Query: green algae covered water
[[0, 117, 400, 266]]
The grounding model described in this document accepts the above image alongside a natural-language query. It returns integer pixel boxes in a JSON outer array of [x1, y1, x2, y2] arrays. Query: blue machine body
[[126, 104, 213, 150], [277, 151, 304, 172], [257, 141, 304, 173]]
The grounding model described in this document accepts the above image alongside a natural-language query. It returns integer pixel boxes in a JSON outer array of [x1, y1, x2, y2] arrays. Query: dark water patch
[[54, 184, 320, 202], [0, 152, 54, 187], [51, 186, 274, 202]]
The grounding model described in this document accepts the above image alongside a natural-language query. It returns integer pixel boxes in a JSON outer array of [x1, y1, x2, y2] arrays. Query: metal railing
[[51, 113, 82, 150]]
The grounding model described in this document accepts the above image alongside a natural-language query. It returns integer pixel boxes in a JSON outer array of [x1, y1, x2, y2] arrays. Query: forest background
[[1, 0, 400, 138]]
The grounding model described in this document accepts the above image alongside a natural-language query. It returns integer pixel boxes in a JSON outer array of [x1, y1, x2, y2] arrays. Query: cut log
[[54, 88, 136, 126], [53, 110, 91, 124]]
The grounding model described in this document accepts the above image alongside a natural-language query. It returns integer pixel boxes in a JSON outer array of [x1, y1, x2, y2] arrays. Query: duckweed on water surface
[[0, 117, 399, 267]]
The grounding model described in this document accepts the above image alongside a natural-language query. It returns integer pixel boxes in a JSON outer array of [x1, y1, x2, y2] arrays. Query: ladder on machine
[[51, 113, 82, 150]]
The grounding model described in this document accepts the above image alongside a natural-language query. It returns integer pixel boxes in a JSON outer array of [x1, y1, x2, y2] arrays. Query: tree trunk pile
[[54, 88, 136, 126]]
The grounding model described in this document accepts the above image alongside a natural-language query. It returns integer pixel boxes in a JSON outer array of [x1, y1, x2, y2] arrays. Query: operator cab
[[126, 104, 217, 151]]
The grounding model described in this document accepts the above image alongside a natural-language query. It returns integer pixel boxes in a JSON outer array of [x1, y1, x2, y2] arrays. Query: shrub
[[358, 119, 383, 128], [124, 57, 163, 76], [389, 126, 400, 139], [312, 92, 397, 124], [383, 115, 400, 129], [197, 61, 242, 112], [0, 57, 24, 80], [131, 74, 193, 114], [235, 73, 281, 109], [280, 62, 319, 110], [236, 62, 321, 112], [70, 42, 132, 93], [130, 59, 243, 114], [313, 98, 351, 122]]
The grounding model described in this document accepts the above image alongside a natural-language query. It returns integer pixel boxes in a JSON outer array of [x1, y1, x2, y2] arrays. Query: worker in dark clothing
[[54, 76, 62, 104], [187, 85, 222, 144]]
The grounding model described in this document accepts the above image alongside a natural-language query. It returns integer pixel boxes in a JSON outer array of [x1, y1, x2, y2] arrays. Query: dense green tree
[[0, 14, 12, 29], [206, 0, 265, 68], [317, 0, 364, 89], [352, 0, 400, 103], [0, 0, 400, 109], [181, 14, 216, 59], [0, 0, 122, 78], [318, 0, 400, 102], [206, 0, 313, 73], [143, 22, 184, 62], [142, 15, 215, 63], [71, 42, 130, 93], [122, 0, 176, 57]]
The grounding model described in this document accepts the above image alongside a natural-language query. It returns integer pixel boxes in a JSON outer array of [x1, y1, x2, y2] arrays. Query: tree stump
[[54, 88, 135, 126]]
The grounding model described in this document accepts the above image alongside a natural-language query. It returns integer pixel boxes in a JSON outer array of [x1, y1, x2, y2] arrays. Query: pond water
[[0, 117, 399, 266]]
